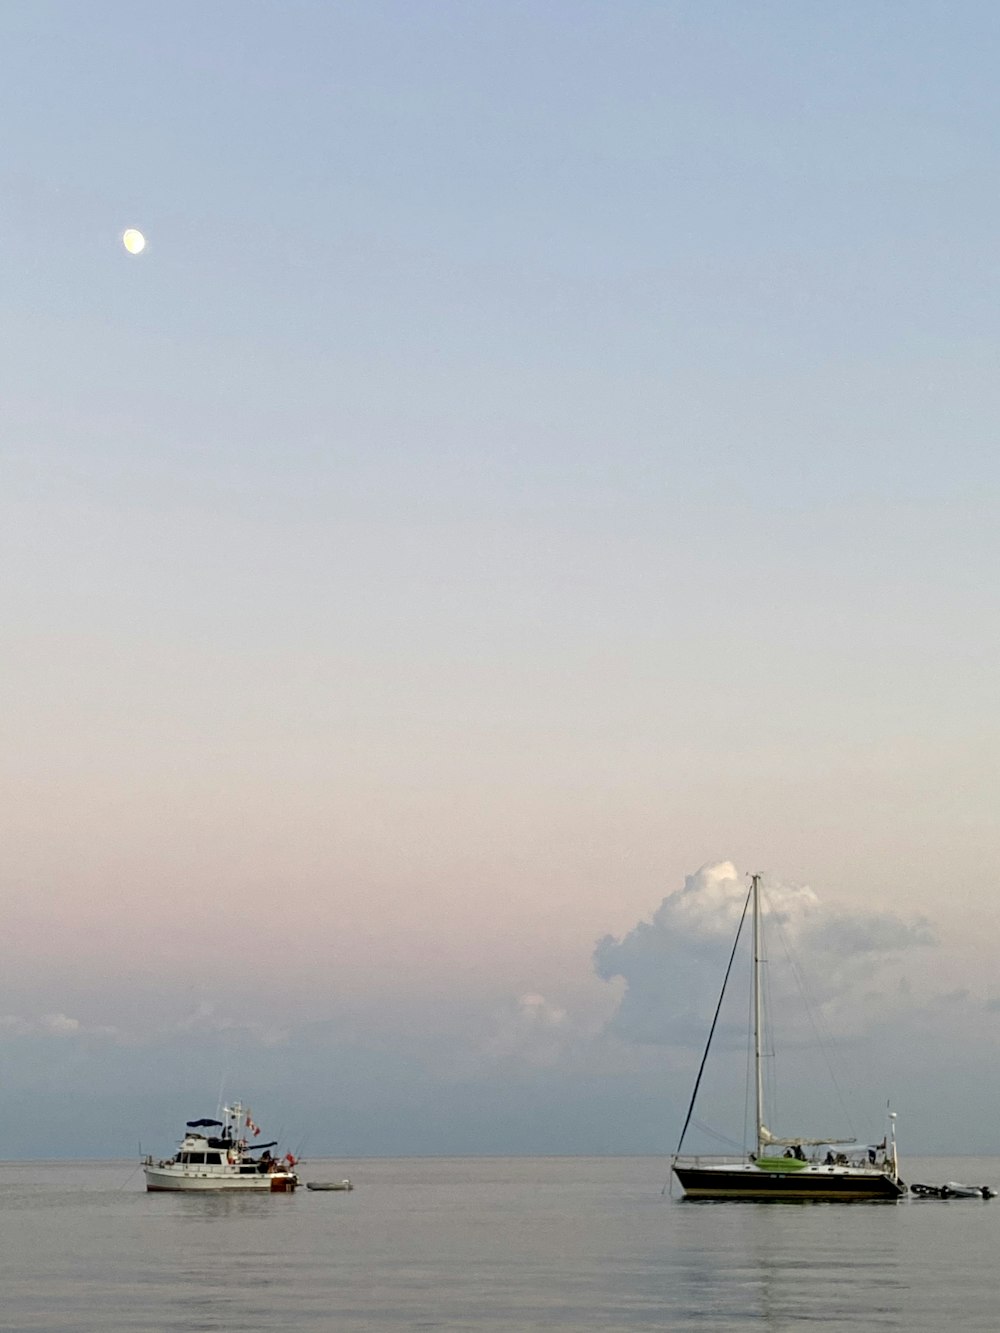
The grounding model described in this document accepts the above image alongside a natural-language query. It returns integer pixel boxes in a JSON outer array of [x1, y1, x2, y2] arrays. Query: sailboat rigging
[[671, 873, 905, 1201]]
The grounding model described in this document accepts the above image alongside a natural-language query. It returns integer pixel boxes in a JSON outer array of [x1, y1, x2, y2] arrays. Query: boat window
[[187, 1152, 206, 1164], [205, 1153, 222, 1165]]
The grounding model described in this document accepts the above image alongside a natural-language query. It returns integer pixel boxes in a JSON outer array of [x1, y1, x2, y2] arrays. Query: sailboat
[[671, 873, 905, 1201]]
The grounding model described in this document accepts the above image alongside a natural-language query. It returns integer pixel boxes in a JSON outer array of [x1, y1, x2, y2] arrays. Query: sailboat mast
[[751, 872, 764, 1159]]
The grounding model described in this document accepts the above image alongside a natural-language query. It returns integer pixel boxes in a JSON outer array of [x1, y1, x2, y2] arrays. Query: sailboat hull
[[673, 1163, 905, 1201]]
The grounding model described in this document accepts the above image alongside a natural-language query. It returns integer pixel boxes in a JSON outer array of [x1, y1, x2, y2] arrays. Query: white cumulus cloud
[[594, 861, 936, 1049]]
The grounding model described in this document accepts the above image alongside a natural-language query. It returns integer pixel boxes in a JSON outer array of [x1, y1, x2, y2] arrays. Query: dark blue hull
[[674, 1166, 905, 1201]]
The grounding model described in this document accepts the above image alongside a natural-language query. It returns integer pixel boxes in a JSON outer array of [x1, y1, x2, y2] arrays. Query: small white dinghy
[[306, 1179, 353, 1191]]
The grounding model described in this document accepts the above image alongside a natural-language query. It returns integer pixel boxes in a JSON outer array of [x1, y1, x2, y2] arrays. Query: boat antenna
[[674, 878, 753, 1156]]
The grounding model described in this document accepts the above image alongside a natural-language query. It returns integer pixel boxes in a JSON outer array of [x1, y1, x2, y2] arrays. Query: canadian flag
[[246, 1116, 261, 1137]]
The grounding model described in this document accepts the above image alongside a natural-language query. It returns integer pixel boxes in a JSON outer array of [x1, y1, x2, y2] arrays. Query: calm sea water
[[2, 1155, 999, 1331]]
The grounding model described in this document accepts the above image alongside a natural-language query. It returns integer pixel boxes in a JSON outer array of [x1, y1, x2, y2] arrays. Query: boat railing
[[671, 1153, 748, 1168], [671, 1152, 895, 1173]]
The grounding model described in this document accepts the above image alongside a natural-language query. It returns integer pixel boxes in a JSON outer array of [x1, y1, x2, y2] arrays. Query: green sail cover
[[757, 1156, 809, 1172]]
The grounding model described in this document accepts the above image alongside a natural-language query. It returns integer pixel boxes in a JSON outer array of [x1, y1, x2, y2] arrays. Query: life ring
[[227, 1151, 236, 1165]]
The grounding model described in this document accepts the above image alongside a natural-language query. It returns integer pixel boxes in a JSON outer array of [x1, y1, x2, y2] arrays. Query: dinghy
[[910, 1182, 995, 1199]]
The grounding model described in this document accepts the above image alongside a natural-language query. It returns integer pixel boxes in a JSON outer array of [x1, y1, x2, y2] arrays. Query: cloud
[[41, 1013, 81, 1035], [0, 1001, 288, 1048], [0, 1012, 120, 1039], [169, 1001, 288, 1047], [594, 861, 937, 1049], [804, 911, 936, 958], [481, 992, 572, 1068]]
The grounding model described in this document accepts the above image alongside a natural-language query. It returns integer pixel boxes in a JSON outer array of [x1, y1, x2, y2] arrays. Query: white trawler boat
[[143, 1101, 299, 1192], [671, 873, 905, 1201]]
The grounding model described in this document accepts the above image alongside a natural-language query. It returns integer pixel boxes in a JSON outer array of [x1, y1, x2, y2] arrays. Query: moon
[[122, 228, 146, 255]]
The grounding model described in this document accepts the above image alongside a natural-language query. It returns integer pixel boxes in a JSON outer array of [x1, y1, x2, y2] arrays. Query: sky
[[3, 0, 1000, 1158]]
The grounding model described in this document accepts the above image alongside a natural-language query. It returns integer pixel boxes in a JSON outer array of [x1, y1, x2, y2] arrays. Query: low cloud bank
[[6, 860, 1000, 1157]]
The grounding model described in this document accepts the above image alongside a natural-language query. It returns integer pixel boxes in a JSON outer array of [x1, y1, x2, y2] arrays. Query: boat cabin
[[176, 1143, 226, 1167]]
